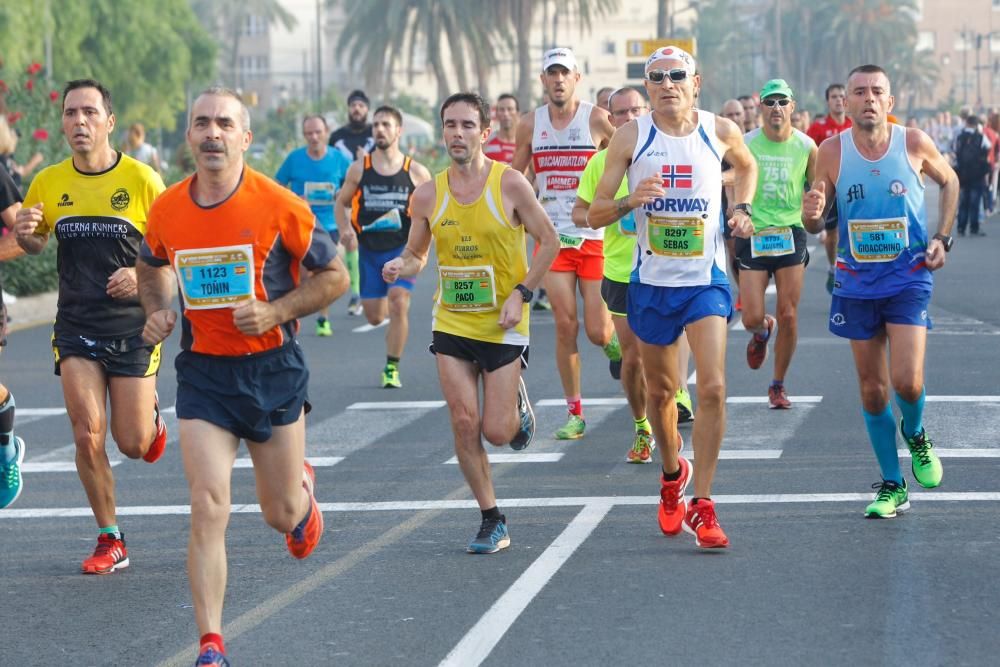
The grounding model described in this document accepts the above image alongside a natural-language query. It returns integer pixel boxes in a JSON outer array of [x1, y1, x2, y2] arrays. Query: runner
[[483, 94, 519, 164], [806, 84, 852, 293], [336, 105, 431, 388], [329, 89, 374, 316], [738, 80, 817, 409], [14, 79, 168, 571], [137, 87, 348, 665], [591, 46, 758, 548], [0, 164, 24, 509], [595, 86, 615, 112], [382, 92, 558, 553], [276, 114, 351, 336], [511, 47, 619, 440], [739, 94, 760, 132], [803, 64, 959, 519]]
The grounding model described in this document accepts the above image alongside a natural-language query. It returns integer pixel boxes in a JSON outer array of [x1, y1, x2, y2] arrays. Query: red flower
[[25, 79, 34, 91], [27, 62, 42, 75], [0, 80, 7, 93], [32, 129, 49, 141], [50, 90, 59, 102], [6, 112, 21, 124]]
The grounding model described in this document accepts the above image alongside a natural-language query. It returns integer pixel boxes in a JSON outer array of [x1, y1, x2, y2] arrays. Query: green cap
[[759, 79, 794, 100]]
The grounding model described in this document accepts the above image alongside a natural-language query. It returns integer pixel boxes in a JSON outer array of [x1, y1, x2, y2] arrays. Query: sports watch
[[932, 233, 953, 252], [733, 203, 753, 217], [513, 283, 533, 301]]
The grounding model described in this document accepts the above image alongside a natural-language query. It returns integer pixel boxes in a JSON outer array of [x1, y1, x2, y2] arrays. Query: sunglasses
[[761, 98, 792, 107], [646, 68, 689, 84]]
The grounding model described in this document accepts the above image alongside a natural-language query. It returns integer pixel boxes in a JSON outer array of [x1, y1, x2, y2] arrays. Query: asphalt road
[[2, 191, 998, 666]]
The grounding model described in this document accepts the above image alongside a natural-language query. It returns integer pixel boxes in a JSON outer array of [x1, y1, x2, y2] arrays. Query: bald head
[[721, 99, 744, 126]]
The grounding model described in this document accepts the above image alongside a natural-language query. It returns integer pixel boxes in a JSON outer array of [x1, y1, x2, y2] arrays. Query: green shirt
[[745, 128, 815, 232], [577, 149, 636, 283]]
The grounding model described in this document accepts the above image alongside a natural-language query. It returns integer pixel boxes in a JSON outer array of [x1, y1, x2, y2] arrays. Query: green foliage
[[0, 62, 69, 170], [0, 240, 58, 297]]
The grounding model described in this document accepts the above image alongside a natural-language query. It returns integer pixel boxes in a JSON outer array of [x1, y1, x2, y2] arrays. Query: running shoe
[[81, 533, 129, 574], [626, 429, 656, 464], [657, 454, 691, 536], [826, 269, 835, 295], [532, 292, 552, 311], [347, 295, 363, 316], [768, 384, 792, 409], [900, 420, 942, 488], [604, 331, 622, 380], [143, 394, 167, 463], [734, 294, 742, 312], [675, 388, 694, 423], [195, 643, 230, 666], [381, 365, 402, 388], [683, 498, 730, 548], [554, 413, 586, 440], [746, 314, 775, 370], [467, 515, 510, 554], [864, 479, 910, 518], [0, 436, 25, 509], [509, 377, 535, 451], [286, 461, 324, 559], [315, 319, 332, 337]]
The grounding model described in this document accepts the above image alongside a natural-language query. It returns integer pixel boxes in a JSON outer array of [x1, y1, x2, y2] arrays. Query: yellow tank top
[[430, 160, 529, 345]]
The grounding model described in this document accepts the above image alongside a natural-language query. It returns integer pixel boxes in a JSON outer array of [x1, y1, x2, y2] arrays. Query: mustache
[[199, 140, 226, 153]]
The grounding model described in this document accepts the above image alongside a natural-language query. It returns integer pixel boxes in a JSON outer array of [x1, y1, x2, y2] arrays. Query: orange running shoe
[[683, 498, 730, 548], [286, 461, 324, 559], [81, 533, 129, 574], [657, 454, 691, 536], [143, 393, 167, 463], [746, 314, 775, 370]]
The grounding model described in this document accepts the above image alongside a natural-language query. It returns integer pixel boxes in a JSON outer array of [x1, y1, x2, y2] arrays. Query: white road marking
[[352, 319, 389, 333], [347, 400, 446, 410], [726, 395, 823, 403], [687, 369, 697, 385], [924, 396, 1000, 402], [731, 319, 745, 331], [232, 456, 344, 469], [440, 501, 614, 667], [23, 461, 121, 473], [765, 284, 777, 295], [444, 453, 564, 464], [898, 448, 1000, 458], [17, 408, 66, 417]]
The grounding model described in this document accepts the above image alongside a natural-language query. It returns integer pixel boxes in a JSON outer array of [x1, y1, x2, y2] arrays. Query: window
[[603, 40, 616, 55]]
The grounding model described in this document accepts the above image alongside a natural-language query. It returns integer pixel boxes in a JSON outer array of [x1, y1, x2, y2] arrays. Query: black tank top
[[350, 154, 416, 251]]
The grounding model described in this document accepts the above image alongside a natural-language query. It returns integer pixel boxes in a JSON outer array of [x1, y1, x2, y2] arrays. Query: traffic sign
[[626, 38, 697, 59]]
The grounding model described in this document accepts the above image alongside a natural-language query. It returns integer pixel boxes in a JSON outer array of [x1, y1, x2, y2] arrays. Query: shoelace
[[92, 538, 117, 559], [908, 433, 934, 466], [692, 503, 720, 529], [632, 433, 652, 456], [660, 479, 682, 511], [476, 518, 502, 541], [871, 480, 902, 501], [1, 461, 18, 487]]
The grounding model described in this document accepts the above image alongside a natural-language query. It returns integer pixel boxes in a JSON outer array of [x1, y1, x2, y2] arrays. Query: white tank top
[[627, 110, 727, 286], [532, 102, 603, 240]]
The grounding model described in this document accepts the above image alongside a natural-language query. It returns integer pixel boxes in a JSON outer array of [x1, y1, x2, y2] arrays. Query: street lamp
[[962, 29, 1000, 109]]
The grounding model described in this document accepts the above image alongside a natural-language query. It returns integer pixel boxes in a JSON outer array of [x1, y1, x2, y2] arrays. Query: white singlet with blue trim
[[627, 110, 727, 287]]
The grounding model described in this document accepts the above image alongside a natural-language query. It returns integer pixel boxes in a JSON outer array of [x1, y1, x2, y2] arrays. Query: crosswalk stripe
[[444, 453, 563, 464], [232, 456, 344, 469], [898, 448, 1000, 458], [352, 320, 389, 333], [23, 461, 121, 473], [347, 400, 446, 410]]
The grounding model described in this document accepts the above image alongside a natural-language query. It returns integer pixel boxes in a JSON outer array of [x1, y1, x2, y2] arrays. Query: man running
[[0, 164, 24, 509], [14, 79, 167, 572], [739, 94, 760, 132], [336, 105, 431, 388], [807, 84, 852, 293], [512, 47, 619, 440], [591, 46, 757, 549], [595, 86, 615, 112], [803, 65, 959, 519], [738, 80, 817, 409], [329, 89, 375, 316], [138, 87, 348, 666], [484, 94, 519, 164], [383, 92, 558, 553], [276, 114, 351, 336]]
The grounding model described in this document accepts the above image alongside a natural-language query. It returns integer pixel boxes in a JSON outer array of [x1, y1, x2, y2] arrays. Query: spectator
[[0, 118, 42, 191], [123, 122, 161, 174], [953, 114, 991, 236]]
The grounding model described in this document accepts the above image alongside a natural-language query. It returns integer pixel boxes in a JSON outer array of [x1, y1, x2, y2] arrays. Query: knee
[[646, 381, 675, 408], [621, 354, 643, 379], [365, 309, 385, 326], [388, 293, 409, 317], [554, 314, 578, 338], [696, 378, 726, 409], [73, 422, 105, 459], [776, 306, 798, 331], [859, 381, 889, 411], [741, 311, 764, 330], [189, 487, 231, 535], [891, 378, 923, 402], [261, 495, 304, 534], [584, 322, 609, 347], [481, 422, 510, 447], [451, 411, 482, 448]]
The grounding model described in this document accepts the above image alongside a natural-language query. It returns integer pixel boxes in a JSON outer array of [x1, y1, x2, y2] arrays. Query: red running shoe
[[683, 498, 730, 548], [657, 454, 691, 536], [746, 314, 775, 370], [286, 461, 324, 559], [81, 533, 129, 574], [768, 384, 792, 409], [143, 393, 167, 463]]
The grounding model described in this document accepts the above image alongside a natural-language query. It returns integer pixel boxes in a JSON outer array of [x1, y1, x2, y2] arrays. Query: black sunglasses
[[646, 68, 689, 84]]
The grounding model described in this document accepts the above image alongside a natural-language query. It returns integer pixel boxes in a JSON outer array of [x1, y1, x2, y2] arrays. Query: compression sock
[[863, 406, 903, 484], [634, 417, 651, 433], [345, 249, 360, 296], [895, 388, 926, 439]]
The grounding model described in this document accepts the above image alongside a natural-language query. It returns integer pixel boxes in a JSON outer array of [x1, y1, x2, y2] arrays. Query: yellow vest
[[430, 160, 529, 345]]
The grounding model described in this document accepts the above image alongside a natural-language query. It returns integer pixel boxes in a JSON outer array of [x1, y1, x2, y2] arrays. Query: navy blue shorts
[[627, 282, 733, 346], [829, 287, 933, 340], [359, 245, 414, 299], [175, 341, 311, 442]]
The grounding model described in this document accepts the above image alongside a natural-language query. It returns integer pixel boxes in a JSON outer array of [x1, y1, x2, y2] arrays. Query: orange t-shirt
[[141, 167, 337, 356]]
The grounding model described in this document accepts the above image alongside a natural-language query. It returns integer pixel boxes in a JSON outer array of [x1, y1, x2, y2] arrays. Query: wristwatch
[[513, 283, 533, 302], [733, 203, 753, 217], [933, 233, 954, 252]]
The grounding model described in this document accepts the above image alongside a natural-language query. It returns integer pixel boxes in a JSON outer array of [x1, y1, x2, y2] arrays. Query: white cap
[[645, 45, 696, 74], [542, 48, 578, 72]]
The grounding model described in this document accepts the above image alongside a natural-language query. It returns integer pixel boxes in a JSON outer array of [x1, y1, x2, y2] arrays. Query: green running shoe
[[603, 331, 622, 380], [315, 319, 332, 337], [555, 413, 586, 440], [864, 479, 910, 519], [675, 388, 694, 423], [626, 429, 656, 464], [381, 365, 402, 388], [0, 436, 25, 509], [900, 419, 942, 488]]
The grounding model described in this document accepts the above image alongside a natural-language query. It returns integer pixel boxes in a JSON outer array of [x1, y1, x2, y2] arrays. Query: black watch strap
[[933, 233, 953, 252], [514, 283, 533, 301], [734, 202, 752, 217]]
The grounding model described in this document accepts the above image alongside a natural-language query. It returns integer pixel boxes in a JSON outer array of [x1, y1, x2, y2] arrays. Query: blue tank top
[[835, 126, 931, 298]]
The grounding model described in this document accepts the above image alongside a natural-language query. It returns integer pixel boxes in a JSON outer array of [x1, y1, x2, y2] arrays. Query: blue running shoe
[[0, 436, 25, 509], [509, 377, 535, 450], [467, 515, 510, 554], [195, 644, 230, 666]]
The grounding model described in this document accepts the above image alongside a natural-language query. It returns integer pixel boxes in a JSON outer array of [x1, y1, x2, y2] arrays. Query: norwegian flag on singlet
[[661, 164, 693, 189]]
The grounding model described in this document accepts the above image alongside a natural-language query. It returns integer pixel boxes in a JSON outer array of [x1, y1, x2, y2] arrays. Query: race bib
[[847, 218, 908, 263], [751, 226, 795, 258], [303, 181, 335, 207], [619, 211, 637, 236], [438, 265, 497, 312], [647, 216, 705, 258], [174, 245, 255, 310], [558, 233, 585, 249], [362, 208, 403, 233]]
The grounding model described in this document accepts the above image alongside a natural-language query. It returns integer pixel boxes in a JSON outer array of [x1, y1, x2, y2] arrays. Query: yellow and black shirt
[[25, 153, 165, 338]]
